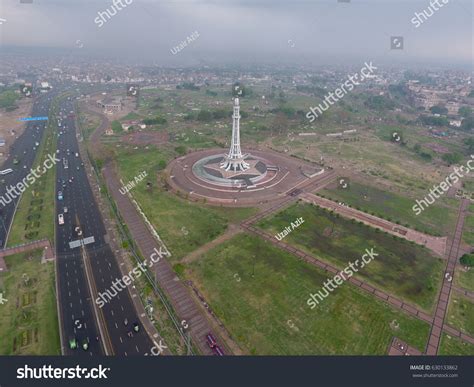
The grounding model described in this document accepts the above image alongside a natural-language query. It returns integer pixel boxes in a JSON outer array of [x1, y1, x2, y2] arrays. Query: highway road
[[0, 88, 58, 247], [55, 96, 157, 356]]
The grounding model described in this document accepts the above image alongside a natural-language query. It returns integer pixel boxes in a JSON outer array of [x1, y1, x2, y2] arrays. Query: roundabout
[[166, 97, 328, 206]]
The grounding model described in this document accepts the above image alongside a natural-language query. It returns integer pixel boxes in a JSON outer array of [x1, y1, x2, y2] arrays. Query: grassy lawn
[[7, 103, 58, 246], [319, 180, 457, 237], [186, 233, 430, 355], [0, 250, 60, 355], [439, 333, 474, 355], [455, 265, 474, 293], [462, 204, 474, 246], [113, 145, 257, 261], [257, 202, 444, 312], [446, 293, 474, 337]]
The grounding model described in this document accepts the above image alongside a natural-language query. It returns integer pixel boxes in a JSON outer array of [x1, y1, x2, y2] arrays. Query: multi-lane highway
[[0, 88, 58, 247], [55, 96, 157, 356]]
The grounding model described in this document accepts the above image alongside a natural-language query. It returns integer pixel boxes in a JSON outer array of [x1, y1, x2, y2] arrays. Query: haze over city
[[0, 0, 472, 67]]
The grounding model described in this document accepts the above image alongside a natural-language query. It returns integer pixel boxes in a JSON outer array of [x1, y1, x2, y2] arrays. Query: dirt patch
[[0, 98, 33, 161], [122, 130, 169, 146]]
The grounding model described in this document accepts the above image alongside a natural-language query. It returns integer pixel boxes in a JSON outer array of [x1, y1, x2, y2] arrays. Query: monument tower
[[220, 98, 250, 172]]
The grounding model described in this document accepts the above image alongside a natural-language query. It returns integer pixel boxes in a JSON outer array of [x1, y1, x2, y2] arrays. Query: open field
[[455, 265, 474, 293], [446, 293, 474, 337], [257, 202, 444, 312], [319, 179, 458, 237], [0, 97, 32, 163], [112, 145, 257, 261], [439, 332, 474, 355], [186, 233, 430, 355], [0, 249, 60, 355], [462, 204, 474, 246]]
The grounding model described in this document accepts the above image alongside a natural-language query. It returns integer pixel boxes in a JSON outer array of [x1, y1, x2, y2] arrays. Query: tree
[[458, 106, 472, 118], [461, 116, 474, 131], [442, 152, 463, 165], [197, 110, 213, 122], [271, 112, 289, 136], [429, 105, 448, 115], [464, 138, 474, 153], [460, 253, 474, 267]]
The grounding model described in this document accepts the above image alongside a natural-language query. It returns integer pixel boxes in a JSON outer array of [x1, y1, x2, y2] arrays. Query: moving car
[[58, 213, 64, 225], [133, 322, 140, 332], [63, 207, 68, 213], [206, 333, 217, 349], [69, 337, 78, 350], [0, 168, 13, 175], [57, 191, 63, 200], [213, 345, 225, 356]]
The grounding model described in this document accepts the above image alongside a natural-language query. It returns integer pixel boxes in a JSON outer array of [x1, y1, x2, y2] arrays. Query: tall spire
[[220, 98, 250, 172]]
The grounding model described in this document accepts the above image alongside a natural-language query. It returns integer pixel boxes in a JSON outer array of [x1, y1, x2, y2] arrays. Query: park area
[[186, 233, 430, 355], [257, 202, 445, 312], [0, 249, 60, 355], [113, 144, 257, 261], [318, 179, 458, 237]]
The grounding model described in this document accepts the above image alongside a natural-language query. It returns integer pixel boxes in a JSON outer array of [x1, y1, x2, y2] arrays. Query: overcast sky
[[0, 0, 472, 67]]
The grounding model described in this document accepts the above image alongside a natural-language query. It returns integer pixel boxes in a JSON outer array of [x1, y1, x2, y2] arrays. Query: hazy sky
[[0, 0, 472, 67]]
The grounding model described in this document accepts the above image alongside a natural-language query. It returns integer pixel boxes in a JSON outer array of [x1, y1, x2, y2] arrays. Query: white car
[[63, 207, 68, 213], [58, 213, 64, 225], [0, 168, 13, 175]]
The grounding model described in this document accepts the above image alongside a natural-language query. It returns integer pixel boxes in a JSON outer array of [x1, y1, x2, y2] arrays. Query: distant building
[[121, 120, 146, 131], [97, 97, 123, 114], [450, 120, 462, 128]]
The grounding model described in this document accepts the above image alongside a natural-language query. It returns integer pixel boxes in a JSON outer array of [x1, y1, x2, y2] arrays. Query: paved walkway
[[426, 198, 471, 355], [182, 224, 243, 264], [103, 164, 219, 355], [76, 114, 170, 355], [451, 285, 474, 301], [300, 193, 448, 257], [0, 238, 54, 264], [388, 337, 422, 356]]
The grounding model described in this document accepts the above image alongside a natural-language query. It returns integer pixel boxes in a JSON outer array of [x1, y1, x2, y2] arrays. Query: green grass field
[[439, 333, 474, 355], [455, 266, 474, 293], [462, 204, 474, 246], [187, 233, 430, 355], [257, 202, 444, 312], [446, 293, 474, 337], [113, 145, 257, 261], [0, 250, 60, 355], [319, 180, 458, 237]]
